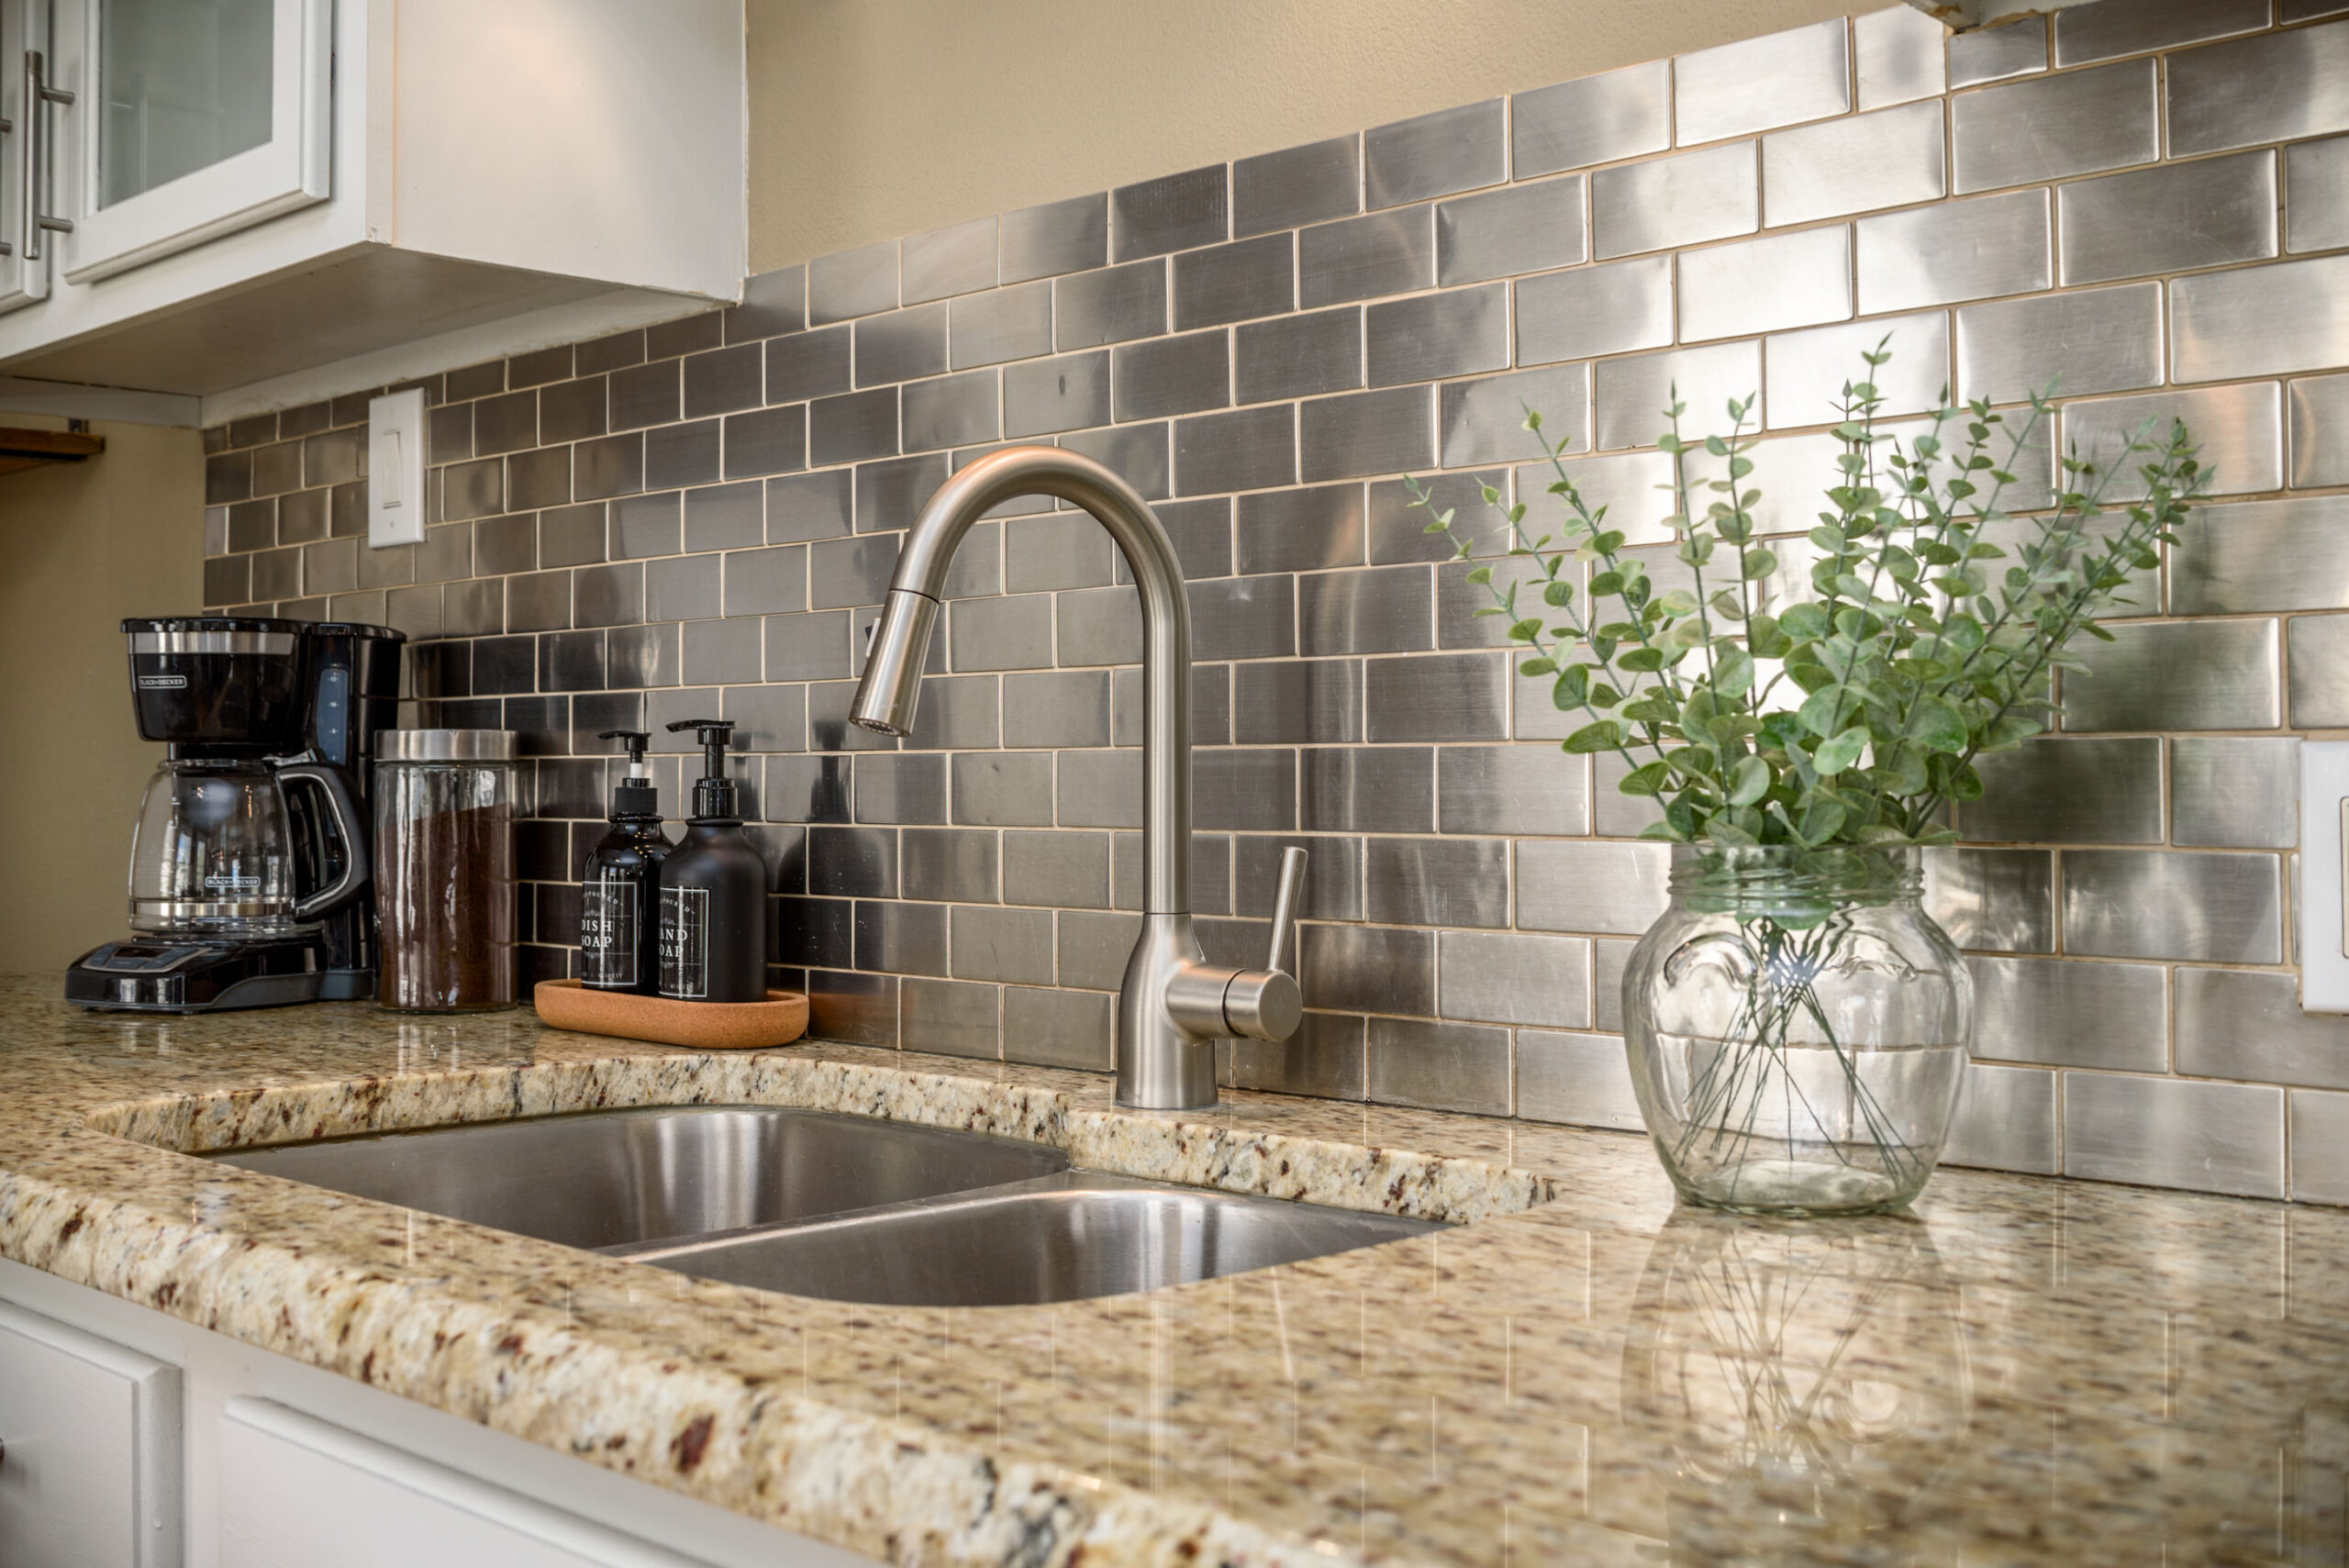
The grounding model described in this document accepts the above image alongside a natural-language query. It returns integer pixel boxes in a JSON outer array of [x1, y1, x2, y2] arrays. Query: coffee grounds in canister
[[376, 795, 514, 1011]]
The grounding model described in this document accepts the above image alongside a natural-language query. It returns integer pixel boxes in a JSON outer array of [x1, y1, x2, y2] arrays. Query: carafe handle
[[278, 762, 370, 920]]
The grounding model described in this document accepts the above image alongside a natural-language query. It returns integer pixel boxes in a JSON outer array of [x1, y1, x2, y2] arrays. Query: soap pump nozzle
[[666, 717, 740, 820], [601, 728, 659, 817]]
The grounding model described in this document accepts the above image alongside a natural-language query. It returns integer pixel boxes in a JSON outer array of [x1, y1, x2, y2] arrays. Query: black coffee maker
[[66, 617, 406, 1011]]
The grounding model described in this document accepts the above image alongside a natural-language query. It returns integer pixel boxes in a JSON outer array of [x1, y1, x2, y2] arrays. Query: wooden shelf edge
[[0, 427, 106, 477]]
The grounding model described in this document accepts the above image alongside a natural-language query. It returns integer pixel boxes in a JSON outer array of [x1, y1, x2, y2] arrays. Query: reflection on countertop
[[3, 974, 2345, 1566]]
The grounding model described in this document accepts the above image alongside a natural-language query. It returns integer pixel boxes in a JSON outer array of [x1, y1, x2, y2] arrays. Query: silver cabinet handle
[[1, 97, 14, 258], [23, 49, 73, 262]]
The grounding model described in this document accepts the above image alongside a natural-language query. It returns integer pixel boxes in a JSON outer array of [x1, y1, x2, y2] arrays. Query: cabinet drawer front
[[0, 1300, 181, 1568], [218, 1399, 713, 1568]]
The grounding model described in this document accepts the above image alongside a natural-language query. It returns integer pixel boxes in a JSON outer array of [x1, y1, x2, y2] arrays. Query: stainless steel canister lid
[[375, 728, 519, 762]]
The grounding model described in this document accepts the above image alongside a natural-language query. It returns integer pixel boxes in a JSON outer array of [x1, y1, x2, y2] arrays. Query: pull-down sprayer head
[[849, 589, 939, 738]]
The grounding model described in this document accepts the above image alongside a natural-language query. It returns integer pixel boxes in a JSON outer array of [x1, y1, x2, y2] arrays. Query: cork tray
[[532, 980, 809, 1051]]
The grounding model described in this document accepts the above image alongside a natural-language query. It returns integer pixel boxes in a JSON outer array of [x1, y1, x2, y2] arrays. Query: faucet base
[[1114, 912, 1219, 1109]]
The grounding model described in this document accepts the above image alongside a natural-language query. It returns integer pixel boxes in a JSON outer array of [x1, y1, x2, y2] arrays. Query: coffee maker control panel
[[67, 941, 324, 1012]]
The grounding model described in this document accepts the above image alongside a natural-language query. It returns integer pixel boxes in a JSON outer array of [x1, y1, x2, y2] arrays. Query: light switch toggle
[[367, 388, 427, 550]]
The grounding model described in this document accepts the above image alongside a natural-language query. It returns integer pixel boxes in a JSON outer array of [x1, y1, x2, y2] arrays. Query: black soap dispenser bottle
[[580, 730, 672, 995], [657, 719, 768, 1003]]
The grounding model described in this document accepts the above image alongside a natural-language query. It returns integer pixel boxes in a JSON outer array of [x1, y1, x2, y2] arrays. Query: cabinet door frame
[[0, 1296, 184, 1568], [51, 0, 332, 284], [0, 0, 53, 312]]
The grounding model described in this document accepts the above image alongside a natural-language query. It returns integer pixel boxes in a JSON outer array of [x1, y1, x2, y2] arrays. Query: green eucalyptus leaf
[[1726, 754, 1771, 806]]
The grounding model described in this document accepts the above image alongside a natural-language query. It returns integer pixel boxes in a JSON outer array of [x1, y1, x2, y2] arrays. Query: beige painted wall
[[747, 0, 1873, 271], [0, 420, 202, 973]]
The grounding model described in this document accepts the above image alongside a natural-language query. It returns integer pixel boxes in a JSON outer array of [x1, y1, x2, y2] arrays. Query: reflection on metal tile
[[2064, 848, 2283, 962], [1678, 226, 1853, 343], [1366, 285, 1508, 387], [1300, 745, 1434, 832], [1364, 99, 1505, 209], [1940, 1062, 2058, 1173], [1952, 59, 2156, 195], [1958, 737, 2163, 843], [1441, 930, 1590, 1029], [1365, 1017, 1509, 1116], [1173, 404, 1297, 495], [1365, 651, 1507, 741], [1593, 341, 1764, 452], [2292, 374, 2349, 488], [1056, 908, 1141, 990], [1173, 234, 1294, 331], [949, 282, 1053, 371], [1366, 837, 1509, 928], [2174, 496, 2349, 615], [1232, 134, 1359, 239], [900, 976, 996, 1057], [2062, 383, 2282, 501], [1673, 18, 1850, 144], [1195, 749, 1297, 832], [1113, 331, 1230, 422], [2168, 20, 2349, 158], [1226, 1011, 1364, 1098], [2178, 966, 2349, 1090], [1000, 193, 1108, 284], [1056, 260, 1167, 350], [1299, 922, 1434, 1014], [1516, 840, 1671, 934], [900, 828, 997, 906], [901, 370, 1000, 454], [1948, 17, 2047, 89], [1002, 829, 1109, 908], [2173, 254, 2349, 384], [1298, 208, 1436, 307], [1232, 833, 1360, 921], [1057, 748, 1143, 829], [856, 305, 949, 387], [1441, 365, 1589, 471], [1438, 745, 1588, 837], [1516, 255, 1674, 369], [2291, 614, 2349, 727], [1516, 1029, 1642, 1130], [808, 969, 896, 1046], [1300, 385, 1434, 482], [2288, 136, 2349, 254], [1512, 59, 1670, 179], [1112, 165, 1227, 261], [1855, 6, 1948, 111], [1236, 486, 1364, 577], [2059, 150, 2277, 287], [1765, 312, 1950, 430], [1438, 178, 1586, 287], [853, 752, 948, 825], [1922, 847, 2054, 953], [2062, 618, 2278, 733], [1234, 307, 1362, 405], [902, 216, 996, 306], [808, 239, 899, 326], [1593, 753, 1670, 836], [1003, 351, 1112, 439], [1955, 282, 2162, 406], [1527, 450, 1678, 546], [1594, 938, 1633, 1031], [1591, 142, 1759, 261], [2065, 1071, 2284, 1198], [2173, 737, 2298, 850], [1969, 955, 2165, 1070], [1003, 985, 1113, 1072], [2057, 0, 2268, 66], [1856, 189, 2050, 315], [1763, 101, 1944, 228], [1002, 669, 1111, 749], [951, 751, 1054, 828], [807, 825, 896, 898], [1299, 565, 1431, 656]]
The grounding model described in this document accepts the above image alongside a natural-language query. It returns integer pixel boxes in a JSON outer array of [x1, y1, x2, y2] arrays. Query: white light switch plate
[[2302, 740, 2349, 1011], [367, 388, 427, 549]]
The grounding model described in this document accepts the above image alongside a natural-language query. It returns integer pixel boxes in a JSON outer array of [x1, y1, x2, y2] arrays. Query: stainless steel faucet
[[850, 445, 1307, 1109]]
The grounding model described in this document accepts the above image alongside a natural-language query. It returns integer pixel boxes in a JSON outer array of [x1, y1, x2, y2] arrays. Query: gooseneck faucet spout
[[850, 446, 1304, 1109]]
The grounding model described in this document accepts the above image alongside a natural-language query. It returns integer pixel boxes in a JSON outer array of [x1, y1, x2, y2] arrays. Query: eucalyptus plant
[[1412, 346, 2206, 851]]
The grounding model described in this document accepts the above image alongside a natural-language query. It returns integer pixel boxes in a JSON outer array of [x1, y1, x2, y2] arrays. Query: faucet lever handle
[[1266, 846, 1307, 974]]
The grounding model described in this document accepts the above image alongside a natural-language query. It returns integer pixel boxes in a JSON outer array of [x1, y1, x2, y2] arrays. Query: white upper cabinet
[[0, 0, 745, 420], [50, 0, 333, 282]]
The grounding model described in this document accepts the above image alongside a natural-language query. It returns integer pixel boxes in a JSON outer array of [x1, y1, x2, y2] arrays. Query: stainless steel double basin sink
[[212, 1106, 1442, 1307]]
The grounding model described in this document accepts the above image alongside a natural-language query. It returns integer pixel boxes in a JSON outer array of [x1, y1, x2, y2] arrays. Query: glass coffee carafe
[[127, 757, 365, 939]]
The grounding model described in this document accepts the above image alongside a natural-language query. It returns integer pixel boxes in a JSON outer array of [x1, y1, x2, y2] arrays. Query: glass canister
[[373, 730, 519, 1011], [1620, 845, 1974, 1216]]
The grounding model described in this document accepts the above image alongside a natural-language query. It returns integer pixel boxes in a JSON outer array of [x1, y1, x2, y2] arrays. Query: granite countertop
[[1, 973, 2342, 1567]]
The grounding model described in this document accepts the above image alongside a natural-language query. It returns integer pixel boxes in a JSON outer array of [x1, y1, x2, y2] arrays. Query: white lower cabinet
[[218, 1400, 702, 1568], [0, 1299, 182, 1568]]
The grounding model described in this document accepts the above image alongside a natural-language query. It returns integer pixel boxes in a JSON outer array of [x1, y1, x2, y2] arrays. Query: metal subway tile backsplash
[[206, 0, 2349, 1202]]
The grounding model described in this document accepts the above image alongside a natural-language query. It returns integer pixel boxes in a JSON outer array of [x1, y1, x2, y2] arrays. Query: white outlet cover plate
[[2302, 740, 2349, 1011], [367, 387, 428, 549]]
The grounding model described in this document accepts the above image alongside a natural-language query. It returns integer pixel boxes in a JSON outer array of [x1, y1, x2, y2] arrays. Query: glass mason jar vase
[[1621, 845, 1974, 1215]]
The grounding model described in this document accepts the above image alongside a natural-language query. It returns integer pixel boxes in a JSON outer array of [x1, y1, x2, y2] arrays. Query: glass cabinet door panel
[[98, 0, 274, 207]]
